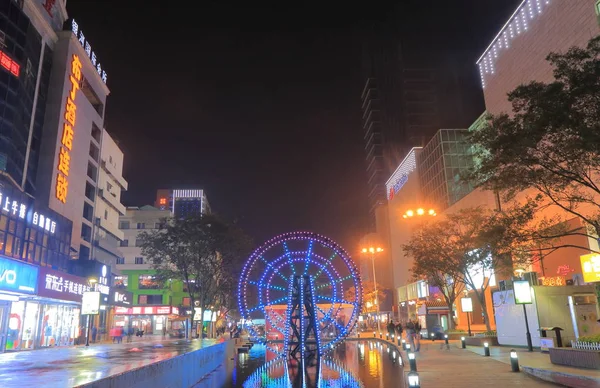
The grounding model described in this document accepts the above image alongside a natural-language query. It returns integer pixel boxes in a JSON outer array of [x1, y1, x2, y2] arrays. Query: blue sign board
[[0, 256, 38, 294]]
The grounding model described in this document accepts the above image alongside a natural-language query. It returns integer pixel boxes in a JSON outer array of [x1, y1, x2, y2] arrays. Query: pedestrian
[[127, 327, 133, 343], [162, 326, 166, 338], [387, 320, 395, 338], [91, 326, 97, 343], [117, 326, 123, 344], [395, 321, 403, 339], [405, 317, 416, 351]]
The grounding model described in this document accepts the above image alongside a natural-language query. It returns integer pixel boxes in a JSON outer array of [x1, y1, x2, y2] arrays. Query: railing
[[572, 340, 600, 351]]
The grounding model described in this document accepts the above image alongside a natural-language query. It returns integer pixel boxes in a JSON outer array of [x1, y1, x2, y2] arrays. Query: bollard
[[444, 334, 450, 350], [386, 333, 389, 340], [380, 332, 383, 339], [461, 336, 466, 349], [407, 371, 420, 387], [484, 342, 490, 357], [398, 337, 401, 346], [373, 331, 376, 338], [405, 343, 411, 351], [358, 332, 361, 338], [510, 349, 520, 372], [407, 351, 417, 371]]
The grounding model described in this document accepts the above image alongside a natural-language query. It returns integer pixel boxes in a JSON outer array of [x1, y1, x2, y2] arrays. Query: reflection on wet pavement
[[194, 340, 405, 388], [0, 338, 217, 388]]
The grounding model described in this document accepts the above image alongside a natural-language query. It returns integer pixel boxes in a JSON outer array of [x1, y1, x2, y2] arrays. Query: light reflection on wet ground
[[0, 338, 217, 388], [194, 340, 405, 388]]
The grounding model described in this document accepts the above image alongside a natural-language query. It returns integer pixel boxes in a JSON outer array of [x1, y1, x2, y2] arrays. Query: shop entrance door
[[0, 302, 10, 352]]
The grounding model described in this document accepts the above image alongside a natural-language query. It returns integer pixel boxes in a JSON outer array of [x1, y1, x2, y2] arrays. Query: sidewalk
[[353, 334, 599, 387], [463, 343, 600, 388], [0, 337, 220, 388]]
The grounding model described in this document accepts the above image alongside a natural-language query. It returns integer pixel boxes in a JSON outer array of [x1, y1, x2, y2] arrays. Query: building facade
[[155, 189, 210, 219], [93, 129, 127, 269], [116, 206, 187, 335]]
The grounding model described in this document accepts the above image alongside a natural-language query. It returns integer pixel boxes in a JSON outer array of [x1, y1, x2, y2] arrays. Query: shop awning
[[424, 301, 450, 313]]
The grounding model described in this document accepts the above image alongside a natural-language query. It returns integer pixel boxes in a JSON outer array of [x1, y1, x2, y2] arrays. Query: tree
[[403, 230, 465, 330], [345, 281, 386, 314], [403, 206, 560, 332], [468, 35, 600, 253], [139, 214, 253, 338]]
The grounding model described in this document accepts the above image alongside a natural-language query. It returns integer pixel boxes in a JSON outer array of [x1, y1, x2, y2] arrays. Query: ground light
[[484, 342, 490, 357], [407, 371, 420, 388], [405, 343, 411, 351], [510, 349, 520, 372], [461, 336, 466, 349], [380, 332, 383, 339], [407, 351, 417, 371]]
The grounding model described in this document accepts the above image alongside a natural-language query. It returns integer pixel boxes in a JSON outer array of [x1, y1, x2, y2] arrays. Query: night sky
[[67, 1, 521, 250]]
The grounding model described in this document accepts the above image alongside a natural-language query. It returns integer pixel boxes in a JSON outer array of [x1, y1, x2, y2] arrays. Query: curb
[[520, 365, 600, 388]]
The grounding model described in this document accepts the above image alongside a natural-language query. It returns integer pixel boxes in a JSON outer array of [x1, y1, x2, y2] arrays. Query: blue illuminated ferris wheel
[[238, 231, 362, 358]]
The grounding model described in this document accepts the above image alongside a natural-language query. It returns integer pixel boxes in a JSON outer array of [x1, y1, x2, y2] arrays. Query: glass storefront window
[[39, 304, 80, 347], [114, 276, 127, 288], [6, 301, 24, 350], [21, 302, 39, 350], [138, 275, 160, 289]]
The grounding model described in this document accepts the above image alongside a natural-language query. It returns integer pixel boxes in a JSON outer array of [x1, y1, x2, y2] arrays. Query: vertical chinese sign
[[56, 55, 82, 203]]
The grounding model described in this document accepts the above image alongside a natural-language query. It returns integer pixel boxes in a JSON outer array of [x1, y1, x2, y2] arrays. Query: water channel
[[195, 340, 406, 387]]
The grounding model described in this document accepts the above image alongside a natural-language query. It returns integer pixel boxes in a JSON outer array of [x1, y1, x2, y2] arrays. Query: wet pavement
[[0, 337, 219, 388]]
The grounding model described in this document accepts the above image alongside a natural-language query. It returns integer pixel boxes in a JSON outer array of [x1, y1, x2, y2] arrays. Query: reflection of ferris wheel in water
[[238, 231, 362, 357]]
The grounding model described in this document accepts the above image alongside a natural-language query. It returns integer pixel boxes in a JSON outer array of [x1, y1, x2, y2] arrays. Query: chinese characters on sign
[[32, 211, 57, 234], [70, 19, 107, 84], [56, 55, 81, 203], [580, 253, 600, 283], [44, 273, 90, 296], [0, 50, 19, 77], [540, 276, 565, 287]]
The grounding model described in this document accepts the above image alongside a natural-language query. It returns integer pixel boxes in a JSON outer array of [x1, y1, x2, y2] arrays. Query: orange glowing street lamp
[[361, 246, 384, 333], [402, 208, 436, 219]]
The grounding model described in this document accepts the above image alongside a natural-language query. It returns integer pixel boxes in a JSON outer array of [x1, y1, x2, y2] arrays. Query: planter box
[[464, 336, 499, 346], [549, 347, 600, 370]]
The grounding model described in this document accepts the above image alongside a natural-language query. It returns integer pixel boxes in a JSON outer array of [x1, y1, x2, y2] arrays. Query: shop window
[[138, 275, 160, 289], [114, 275, 128, 288], [139, 295, 162, 305]]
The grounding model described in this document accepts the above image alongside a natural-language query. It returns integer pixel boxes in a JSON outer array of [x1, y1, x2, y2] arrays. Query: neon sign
[[556, 265, 574, 276], [70, 19, 107, 84], [0, 50, 19, 77], [540, 276, 565, 287], [55, 54, 82, 203]]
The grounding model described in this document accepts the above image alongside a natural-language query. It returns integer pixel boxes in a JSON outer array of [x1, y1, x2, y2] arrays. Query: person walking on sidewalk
[[91, 326, 97, 343]]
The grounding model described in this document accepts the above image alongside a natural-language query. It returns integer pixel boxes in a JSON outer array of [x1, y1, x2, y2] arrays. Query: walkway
[[354, 334, 599, 387], [0, 336, 220, 388]]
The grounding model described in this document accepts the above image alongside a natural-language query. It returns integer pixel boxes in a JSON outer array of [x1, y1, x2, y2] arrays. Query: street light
[[361, 246, 384, 334], [514, 279, 534, 352], [402, 208, 436, 219]]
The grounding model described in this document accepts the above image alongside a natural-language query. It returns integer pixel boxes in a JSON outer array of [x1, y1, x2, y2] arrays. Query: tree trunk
[[474, 288, 492, 332], [447, 302, 455, 330]]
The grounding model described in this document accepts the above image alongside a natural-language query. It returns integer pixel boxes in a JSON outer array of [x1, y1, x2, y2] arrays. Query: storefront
[[113, 305, 180, 335]]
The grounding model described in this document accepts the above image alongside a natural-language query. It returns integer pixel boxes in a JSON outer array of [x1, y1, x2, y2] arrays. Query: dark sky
[[67, 1, 521, 250]]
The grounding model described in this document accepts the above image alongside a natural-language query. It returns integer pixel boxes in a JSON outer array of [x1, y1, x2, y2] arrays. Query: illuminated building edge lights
[[476, 0, 552, 88]]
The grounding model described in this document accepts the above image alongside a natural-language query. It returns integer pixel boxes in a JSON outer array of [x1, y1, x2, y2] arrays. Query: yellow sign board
[[580, 253, 600, 283]]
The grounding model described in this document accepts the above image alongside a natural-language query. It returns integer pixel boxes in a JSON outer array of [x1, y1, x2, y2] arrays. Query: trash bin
[[539, 327, 564, 347]]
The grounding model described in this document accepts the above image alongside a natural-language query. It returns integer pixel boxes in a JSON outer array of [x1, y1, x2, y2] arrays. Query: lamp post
[[362, 246, 384, 334]]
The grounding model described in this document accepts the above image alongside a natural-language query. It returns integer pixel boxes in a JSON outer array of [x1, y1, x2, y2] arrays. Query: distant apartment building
[[115, 206, 187, 335], [92, 129, 127, 269], [155, 189, 210, 219]]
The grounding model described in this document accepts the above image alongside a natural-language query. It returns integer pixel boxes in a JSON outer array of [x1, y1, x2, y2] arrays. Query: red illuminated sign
[[159, 198, 166, 205], [0, 51, 19, 77], [114, 305, 177, 315], [540, 276, 566, 287]]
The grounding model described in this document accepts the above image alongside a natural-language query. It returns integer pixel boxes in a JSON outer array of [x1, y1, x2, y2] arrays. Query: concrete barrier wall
[[77, 340, 235, 388]]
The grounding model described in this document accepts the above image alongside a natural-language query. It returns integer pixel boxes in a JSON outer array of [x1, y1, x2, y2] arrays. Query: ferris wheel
[[238, 231, 362, 356]]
